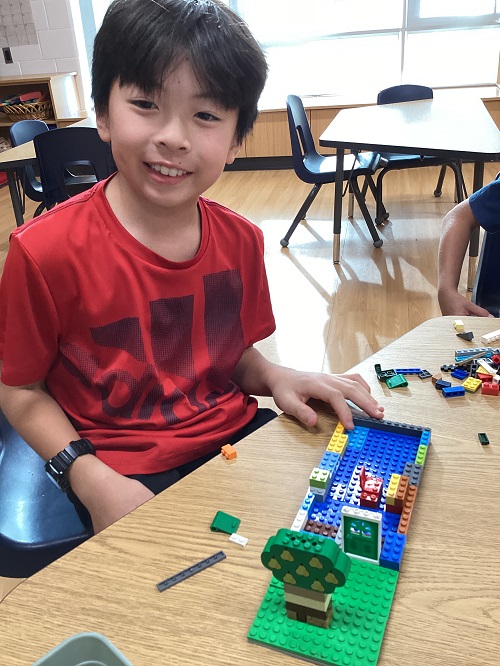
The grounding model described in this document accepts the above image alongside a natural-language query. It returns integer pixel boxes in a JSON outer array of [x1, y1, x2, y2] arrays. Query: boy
[[438, 177, 499, 316], [0, 0, 383, 534]]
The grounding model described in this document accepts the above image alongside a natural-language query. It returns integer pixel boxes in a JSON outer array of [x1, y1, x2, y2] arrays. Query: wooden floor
[[0, 161, 498, 601]]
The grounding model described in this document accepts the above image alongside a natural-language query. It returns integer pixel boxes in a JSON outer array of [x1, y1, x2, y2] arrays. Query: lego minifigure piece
[[453, 319, 465, 332], [221, 443, 237, 460], [156, 550, 226, 592], [481, 328, 500, 344], [478, 433, 490, 445], [442, 386, 466, 397], [481, 382, 498, 395], [462, 377, 482, 393], [210, 510, 241, 534], [418, 370, 432, 379], [229, 533, 249, 547]]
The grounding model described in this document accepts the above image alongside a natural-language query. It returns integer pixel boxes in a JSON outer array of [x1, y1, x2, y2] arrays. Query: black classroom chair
[[33, 126, 116, 210], [0, 411, 92, 578], [9, 119, 50, 219], [373, 84, 466, 224], [281, 94, 385, 251]]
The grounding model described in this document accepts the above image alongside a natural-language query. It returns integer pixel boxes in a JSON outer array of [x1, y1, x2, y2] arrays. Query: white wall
[[0, 0, 88, 116]]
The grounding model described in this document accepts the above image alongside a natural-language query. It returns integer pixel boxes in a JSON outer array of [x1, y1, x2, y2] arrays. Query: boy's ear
[[226, 138, 242, 165], [96, 111, 111, 144]]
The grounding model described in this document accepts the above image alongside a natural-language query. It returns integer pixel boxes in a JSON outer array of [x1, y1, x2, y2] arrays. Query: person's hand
[[438, 289, 494, 317], [269, 367, 384, 430], [85, 474, 155, 534]]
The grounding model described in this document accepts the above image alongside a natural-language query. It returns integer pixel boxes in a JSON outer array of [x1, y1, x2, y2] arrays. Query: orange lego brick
[[221, 444, 237, 460], [397, 485, 418, 535]]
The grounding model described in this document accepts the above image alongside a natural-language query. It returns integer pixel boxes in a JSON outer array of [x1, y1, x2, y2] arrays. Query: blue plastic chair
[[34, 127, 116, 210], [9, 119, 50, 219], [0, 412, 92, 577], [281, 94, 384, 250], [373, 85, 466, 223]]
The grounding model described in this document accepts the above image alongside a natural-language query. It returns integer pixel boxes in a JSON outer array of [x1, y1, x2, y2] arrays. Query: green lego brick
[[415, 444, 428, 466], [309, 467, 332, 491], [261, 529, 351, 594], [478, 432, 490, 445], [209, 510, 240, 534], [248, 559, 398, 665], [386, 374, 408, 389]]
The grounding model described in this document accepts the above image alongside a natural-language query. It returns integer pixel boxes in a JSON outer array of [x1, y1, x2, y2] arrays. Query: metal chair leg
[[434, 165, 447, 197], [280, 183, 322, 247], [351, 178, 383, 248], [374, 168, 389, 224]]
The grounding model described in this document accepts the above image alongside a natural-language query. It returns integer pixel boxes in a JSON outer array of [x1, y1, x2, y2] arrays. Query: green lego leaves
[[261, 528, 351, 593]]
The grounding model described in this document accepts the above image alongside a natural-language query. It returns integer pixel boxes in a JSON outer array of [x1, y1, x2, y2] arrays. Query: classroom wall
[[0, 0, 87, 115]]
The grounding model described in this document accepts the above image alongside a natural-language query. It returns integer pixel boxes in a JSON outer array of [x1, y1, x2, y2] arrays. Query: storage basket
[[2, 99, 53, 120]]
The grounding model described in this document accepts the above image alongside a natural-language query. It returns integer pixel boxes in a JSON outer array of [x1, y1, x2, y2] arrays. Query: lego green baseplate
[[248, 560, 398, 666]]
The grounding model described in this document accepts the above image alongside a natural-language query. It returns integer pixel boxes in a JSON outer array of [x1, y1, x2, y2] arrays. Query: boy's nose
[[154, 118, 190, 152]]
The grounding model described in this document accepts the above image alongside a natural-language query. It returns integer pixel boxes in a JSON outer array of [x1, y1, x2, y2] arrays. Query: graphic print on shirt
[[59, 269, 245, 425]]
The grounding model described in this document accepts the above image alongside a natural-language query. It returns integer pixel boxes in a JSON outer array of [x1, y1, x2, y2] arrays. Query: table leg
[[466, 161, 484, 291], [6, 168, 24, 227], [333, 148, 344, 264]]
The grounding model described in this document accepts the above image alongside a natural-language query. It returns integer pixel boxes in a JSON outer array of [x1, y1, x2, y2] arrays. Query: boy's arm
[[232, 346, 383, 431], [0, 372, 154, 533], [438, 200, 493, 317]]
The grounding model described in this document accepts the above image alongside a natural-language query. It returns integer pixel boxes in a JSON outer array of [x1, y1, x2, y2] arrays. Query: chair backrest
[[34, 126, 117, 209], [9, 119, 49, 203], [0, 411, 91, 577], [286, 94, 321, 182], [377, 84, 433, 105]]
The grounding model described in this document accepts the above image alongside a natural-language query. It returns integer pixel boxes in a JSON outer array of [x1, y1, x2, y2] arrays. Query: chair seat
[[302, 151, 382, 184], [379, 152, 457, 168], [0, 412, 91, 577]]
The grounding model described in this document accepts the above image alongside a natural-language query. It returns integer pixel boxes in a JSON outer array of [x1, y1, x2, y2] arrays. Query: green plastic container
[[33, 632, 133, 666]]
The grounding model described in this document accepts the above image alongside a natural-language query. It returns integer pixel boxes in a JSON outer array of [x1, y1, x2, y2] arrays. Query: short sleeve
[[0, 234, 60, 386], [469, 179, 500, 233]]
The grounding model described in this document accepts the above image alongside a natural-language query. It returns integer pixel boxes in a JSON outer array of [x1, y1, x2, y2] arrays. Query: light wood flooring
[[0, 161, 498, 601]]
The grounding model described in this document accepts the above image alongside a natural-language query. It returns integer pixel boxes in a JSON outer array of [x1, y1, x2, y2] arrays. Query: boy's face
[[96, 60, 240, 220]]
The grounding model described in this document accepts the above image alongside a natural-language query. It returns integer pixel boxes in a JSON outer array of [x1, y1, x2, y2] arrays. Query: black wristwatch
[[45, 438, 96, 492]]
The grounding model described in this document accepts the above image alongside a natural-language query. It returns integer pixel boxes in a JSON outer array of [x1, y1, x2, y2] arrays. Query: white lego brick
[[478, 359, 497, 375], [481, 328, 500, 344], [290, 509, 308, 532], [229, 533, 248, 547]]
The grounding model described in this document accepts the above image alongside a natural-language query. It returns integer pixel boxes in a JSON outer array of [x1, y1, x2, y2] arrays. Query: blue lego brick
[[451, 368, 468, 380], [318, 450, 341, 477], [418, 430, 431, 447], [442, 386, 466, 398], [394, 368, 422, 375], [380, 532, 407, 571], [435, 379, 452, 390]]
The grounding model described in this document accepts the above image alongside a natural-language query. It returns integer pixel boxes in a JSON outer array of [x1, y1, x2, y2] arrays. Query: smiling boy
[[0, 0, 383, 535]]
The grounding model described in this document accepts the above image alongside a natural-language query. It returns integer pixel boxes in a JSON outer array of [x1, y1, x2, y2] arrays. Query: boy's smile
[[96, 59, 241, 235]]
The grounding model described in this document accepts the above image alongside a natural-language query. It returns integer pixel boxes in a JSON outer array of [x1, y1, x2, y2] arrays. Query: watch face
[[45, 459, 71, 492]]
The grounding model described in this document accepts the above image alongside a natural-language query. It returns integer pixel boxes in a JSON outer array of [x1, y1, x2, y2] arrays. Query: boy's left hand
[[270, 368, 384, 430]]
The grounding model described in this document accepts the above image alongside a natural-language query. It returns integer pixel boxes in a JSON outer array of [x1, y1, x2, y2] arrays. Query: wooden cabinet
[[0, 73, 85, 142]]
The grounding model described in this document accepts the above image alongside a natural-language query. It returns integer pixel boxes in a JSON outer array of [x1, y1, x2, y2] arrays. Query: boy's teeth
[[150, 164, 186, 176]]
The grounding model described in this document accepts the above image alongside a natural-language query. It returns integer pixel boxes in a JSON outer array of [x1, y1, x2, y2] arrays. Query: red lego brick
[[482, 382, 499, 396]]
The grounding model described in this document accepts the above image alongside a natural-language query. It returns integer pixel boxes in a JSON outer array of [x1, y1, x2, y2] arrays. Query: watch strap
[[45, 438, 96, 492]]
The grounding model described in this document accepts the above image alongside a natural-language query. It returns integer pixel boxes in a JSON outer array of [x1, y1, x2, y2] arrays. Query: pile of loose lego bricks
[[375, 322, 500, 399]]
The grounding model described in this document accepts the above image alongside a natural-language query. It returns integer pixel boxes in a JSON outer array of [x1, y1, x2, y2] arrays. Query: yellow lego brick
[[462, 377, 482, 393], [385, 473, 400, 506], [326, 422, 348, 456], [453, 319, 464, 332]]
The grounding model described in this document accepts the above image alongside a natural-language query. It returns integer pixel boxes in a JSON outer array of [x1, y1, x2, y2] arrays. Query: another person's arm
[[438, 200, 493, 317], [232, 346, 384, 431], [0, 373, 154, 534]]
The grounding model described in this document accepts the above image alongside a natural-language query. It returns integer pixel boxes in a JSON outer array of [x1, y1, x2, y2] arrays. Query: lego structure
[[248, 415, 431, 665]]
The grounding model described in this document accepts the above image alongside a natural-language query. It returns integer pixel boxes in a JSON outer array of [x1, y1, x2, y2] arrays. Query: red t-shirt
[[0, 178, 276, 473]]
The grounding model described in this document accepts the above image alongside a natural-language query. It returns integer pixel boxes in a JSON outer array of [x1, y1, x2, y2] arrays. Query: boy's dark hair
[[92, 0, 267, 143]]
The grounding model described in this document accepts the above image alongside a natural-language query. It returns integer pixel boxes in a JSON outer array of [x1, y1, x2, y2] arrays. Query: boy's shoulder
[[199, 196, 264, 241]]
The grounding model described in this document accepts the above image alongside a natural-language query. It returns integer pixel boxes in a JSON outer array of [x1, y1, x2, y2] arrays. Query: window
[[227, 0, 500, 105]]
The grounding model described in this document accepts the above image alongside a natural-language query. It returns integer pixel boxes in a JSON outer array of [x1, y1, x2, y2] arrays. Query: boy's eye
[[132, 99, 156, 110], [196, 111, 220, 122]]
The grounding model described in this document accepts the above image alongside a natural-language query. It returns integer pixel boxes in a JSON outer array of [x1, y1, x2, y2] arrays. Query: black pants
[[70, 408, 277, 533]]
